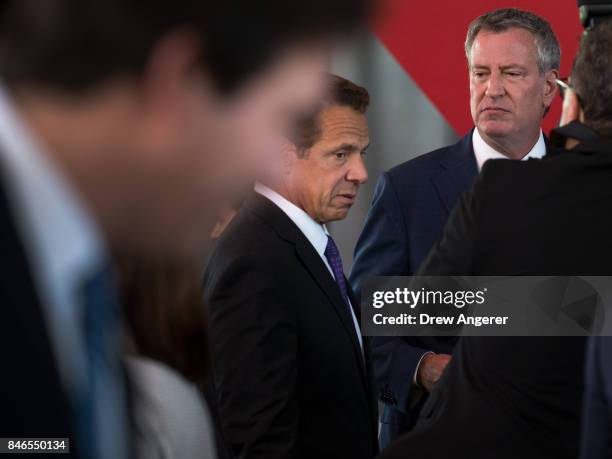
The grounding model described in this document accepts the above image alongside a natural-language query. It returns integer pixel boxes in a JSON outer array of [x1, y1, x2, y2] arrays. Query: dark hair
[[119, 256, 209, 387], [292, 73, 370, 153], [0, 0, 373, 94], [572, 19, 612, 138]]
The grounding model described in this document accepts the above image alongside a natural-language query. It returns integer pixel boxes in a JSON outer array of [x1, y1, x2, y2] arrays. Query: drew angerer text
[[370, 287, 509, 328], [372, 313, 509, 327]]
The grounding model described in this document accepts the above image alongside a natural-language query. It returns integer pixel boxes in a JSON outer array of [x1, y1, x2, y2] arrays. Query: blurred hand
[[417, 353, 452, 393]]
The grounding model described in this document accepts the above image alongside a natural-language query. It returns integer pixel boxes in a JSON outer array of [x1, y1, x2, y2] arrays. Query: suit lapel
[[294, 241, 378, 437], [346, 280, 361, 326], [347, 284, 379, 445], [248, 192, 368, 381], [431, 130, 479, 214], [294, 240, 367, 375]]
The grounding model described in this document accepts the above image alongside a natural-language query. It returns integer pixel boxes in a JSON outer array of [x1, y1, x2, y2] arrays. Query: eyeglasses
[[556, 78, 571, 100]]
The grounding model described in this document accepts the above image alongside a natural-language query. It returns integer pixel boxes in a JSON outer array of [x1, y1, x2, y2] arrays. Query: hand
[[416, 353, 451, 393]]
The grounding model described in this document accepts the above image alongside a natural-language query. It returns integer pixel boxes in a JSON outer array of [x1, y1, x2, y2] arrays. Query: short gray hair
[[465, 8, 561, 73]]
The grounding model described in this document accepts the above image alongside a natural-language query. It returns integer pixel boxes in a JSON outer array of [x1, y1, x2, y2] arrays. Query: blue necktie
[[75, 264, 127, 459], [325, 235, 365, 356], [324, 235, 350, 307]]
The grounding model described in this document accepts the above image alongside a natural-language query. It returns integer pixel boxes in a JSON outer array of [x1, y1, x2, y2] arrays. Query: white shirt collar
[[0, 84, 106, 387], [254, 182, 329, 258], [472, 128, 546, 171], [254, 182, 364, 352]]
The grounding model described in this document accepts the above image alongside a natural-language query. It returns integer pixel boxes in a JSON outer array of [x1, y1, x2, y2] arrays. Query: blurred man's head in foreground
[[0, 0, 373, 257], [561, 19, 612, 138], [465, 8, 560, 156], [276, 74, 370, 224]]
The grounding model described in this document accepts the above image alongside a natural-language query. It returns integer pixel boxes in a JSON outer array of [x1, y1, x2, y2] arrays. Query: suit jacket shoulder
[[473, 148, 612, 274], [206, 198, 290, 275], [387, 131, 475, 184]]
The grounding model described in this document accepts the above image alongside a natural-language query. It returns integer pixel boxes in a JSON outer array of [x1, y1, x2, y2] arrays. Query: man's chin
[[322, 207, 350, 224], [478, 121, 513, 139]]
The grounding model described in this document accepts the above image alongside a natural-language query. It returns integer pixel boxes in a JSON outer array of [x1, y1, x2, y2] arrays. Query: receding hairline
[[311, 105, 369, 144], [467, 27, 542, 66], [464, 8, 561, 73]]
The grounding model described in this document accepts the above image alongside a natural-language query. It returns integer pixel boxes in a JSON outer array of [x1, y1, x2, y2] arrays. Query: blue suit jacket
[[349, 131, 478, 448], [581, 337, 612, 459]]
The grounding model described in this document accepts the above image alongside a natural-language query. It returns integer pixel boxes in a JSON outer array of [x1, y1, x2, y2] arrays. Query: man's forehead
[[317, 105, 369, 144], [470, 28, 538, 64]]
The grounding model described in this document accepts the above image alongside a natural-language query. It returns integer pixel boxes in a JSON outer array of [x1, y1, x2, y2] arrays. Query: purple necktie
[[324, 235, 350, 306]]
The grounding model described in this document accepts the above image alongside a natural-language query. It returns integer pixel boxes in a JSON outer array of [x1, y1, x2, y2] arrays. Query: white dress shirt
[[472, 128, 546, 171], [0, 85, 127, 459], [255, 183, 363, 350]]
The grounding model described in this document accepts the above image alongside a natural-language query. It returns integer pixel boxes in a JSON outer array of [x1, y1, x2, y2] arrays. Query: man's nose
[[346, 154, 368, 185], [485, 73, 505, 99]]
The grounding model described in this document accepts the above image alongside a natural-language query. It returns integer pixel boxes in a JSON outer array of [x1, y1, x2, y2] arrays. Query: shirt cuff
[[413, 351, 435, 385]]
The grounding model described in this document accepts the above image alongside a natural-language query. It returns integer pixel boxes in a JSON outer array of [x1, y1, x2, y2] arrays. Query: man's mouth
[[481, 106, 511, 114], [336, 192, 357, 203]]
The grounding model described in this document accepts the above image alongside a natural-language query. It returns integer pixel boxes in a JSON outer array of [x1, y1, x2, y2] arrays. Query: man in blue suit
[[350, 8, 559, 448]]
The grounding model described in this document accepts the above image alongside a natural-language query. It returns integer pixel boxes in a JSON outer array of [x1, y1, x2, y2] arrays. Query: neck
[[257, 180, 321, 224], [478, 128, 540, 159]]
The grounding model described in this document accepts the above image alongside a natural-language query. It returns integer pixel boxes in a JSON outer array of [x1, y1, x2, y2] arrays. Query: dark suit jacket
[[378, 136, 612, 459], [349, 131, 478, 445], [204, 192, 379, 459], [580, 337, 612, 459], [0, 175, 81, 458]]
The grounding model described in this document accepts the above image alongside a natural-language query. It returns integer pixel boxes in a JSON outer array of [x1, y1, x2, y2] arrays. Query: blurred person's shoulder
[[475, 146, 612, 212], [476, 155, 555, 197], [481, 143, 612, 184], [127, 357, 217, 459]]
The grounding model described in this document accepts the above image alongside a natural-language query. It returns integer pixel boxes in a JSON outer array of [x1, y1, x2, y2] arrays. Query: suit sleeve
[[579, 337, 611, 459], [205, 255, 298, 459], [349, 172, 436, 413]]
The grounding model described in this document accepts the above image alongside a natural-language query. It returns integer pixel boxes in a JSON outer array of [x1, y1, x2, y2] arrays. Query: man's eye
[[507, 72, 521, 77], [335, 152, 347, 160], [474, 72, 486, 78]]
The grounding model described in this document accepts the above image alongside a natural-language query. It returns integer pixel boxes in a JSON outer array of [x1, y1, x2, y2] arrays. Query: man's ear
[[559, 89, 583, 127], [543, 69, 559, 111]]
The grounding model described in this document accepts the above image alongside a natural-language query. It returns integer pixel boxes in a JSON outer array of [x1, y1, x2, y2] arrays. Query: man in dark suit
[[581, 337, 612, 459], [378, 19, 612, 459], [576, 21, 612, 459], [204, 75, 378, 459], [350, 8, 560, 447], [0, 2, 372, 458]]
